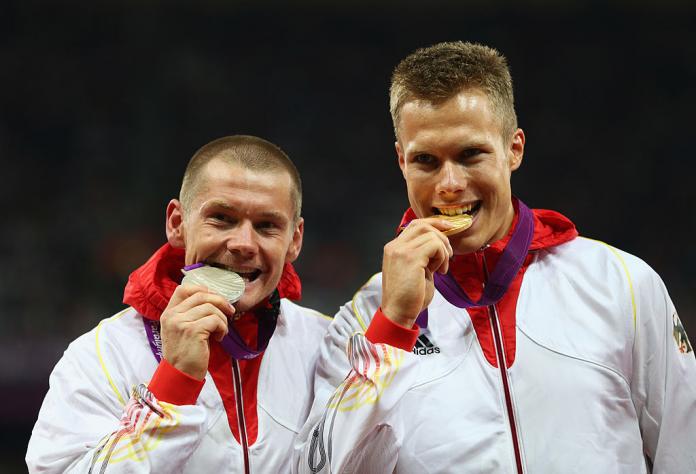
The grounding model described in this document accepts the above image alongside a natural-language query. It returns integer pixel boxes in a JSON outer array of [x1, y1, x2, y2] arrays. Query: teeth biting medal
[[145, 262, 276, 361], [181, 263, 245, 304]]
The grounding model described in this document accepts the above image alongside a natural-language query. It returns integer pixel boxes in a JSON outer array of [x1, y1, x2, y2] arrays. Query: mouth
[[432, 201, 482, 218], [431, 202, 481, 236], [205, 261, 262, 283]]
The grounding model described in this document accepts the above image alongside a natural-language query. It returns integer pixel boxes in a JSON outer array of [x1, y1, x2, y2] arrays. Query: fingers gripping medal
[[179, 263, 274, 360], [437, 213, 473, 236], [181, 263, 245, 304]]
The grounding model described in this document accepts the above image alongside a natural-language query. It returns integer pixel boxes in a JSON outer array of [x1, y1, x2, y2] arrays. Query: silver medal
[[181, 265, 245, 304]]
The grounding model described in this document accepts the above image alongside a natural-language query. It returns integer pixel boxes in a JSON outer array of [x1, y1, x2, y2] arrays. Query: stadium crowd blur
[[1, 1, 695, 471]]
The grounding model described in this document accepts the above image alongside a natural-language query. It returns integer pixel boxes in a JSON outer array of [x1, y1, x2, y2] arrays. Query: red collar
[[123, 243, 302, 321]]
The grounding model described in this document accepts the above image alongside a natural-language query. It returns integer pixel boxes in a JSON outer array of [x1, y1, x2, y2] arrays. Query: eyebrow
[[258, 210, 287, 221], [202, 200, 235, 211], [460, 141, 489, 149], [203, 200, 288, 221], [408, 140, 490, 157]]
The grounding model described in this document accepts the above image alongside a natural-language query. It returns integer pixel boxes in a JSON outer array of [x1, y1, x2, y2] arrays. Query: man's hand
[[160, 285, 234, 380], [381, 218, 454, 329]]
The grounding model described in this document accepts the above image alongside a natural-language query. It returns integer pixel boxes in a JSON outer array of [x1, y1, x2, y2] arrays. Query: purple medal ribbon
[[416, 200, 535, 328], [218, 289, 280, 360], [143, 288, 281, 362], [183, 262, 205, 271], [144, 318, 163, 361]]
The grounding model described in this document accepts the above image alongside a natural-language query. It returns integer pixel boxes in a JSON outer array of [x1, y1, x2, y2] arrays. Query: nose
[[226, 221, 258, 258], [436, 161, 466, 198]]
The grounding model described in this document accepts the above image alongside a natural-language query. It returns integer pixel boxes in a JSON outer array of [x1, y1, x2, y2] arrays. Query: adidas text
[[412, 347, 441, 355]]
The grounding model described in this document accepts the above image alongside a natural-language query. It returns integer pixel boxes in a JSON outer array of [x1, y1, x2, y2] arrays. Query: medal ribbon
[[143, 289, 281, 361], [416, 200, 534, 328]]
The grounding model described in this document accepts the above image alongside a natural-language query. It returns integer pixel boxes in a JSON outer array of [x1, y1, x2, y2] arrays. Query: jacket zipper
[[232, 359, 251, 474], [482, 252, 524, 474]]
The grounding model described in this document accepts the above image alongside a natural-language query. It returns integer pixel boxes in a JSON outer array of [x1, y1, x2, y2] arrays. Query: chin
[[237, 289, 272, 313], [234, 301, 252, 313], [451, 234, 484, 255]]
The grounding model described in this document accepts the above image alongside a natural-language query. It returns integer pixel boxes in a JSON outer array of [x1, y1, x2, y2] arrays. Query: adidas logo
[[412, 334, 441, 355]]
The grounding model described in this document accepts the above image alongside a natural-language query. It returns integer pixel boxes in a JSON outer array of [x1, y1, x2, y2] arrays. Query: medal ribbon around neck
[[218, 288, 280, 360], [415, 200, 534, 328]]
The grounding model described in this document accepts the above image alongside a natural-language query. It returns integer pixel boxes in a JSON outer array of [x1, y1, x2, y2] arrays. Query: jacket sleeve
[[293, 275, 421, 473], [26, 329, 208, 473], [627, 258, 696, 472]]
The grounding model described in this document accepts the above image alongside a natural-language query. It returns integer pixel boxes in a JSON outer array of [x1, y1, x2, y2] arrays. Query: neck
[[489, 201, 517, 245]]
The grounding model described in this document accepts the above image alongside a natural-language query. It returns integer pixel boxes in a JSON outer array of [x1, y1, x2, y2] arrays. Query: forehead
[[398, 90, 502, 149], [193, 159, 294, 217]]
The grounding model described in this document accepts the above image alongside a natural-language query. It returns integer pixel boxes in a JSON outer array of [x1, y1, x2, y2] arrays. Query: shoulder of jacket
[[66, 307, 139, 354], [280, 299, 332, 330], [353, 272, 383, 298], [545, 237, 654, 279], [334, 272, 383, 332], [68, 307, 150, 407], [571, 237, 657, 282], [546, 237, 665, 332]]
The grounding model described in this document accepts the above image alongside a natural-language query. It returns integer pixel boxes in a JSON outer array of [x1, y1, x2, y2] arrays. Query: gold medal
[[437, 214, 473, 236]]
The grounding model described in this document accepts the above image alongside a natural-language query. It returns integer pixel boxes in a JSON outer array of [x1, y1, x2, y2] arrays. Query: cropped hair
[[390, 41, 517, 142], [180, 135, 302, 221]]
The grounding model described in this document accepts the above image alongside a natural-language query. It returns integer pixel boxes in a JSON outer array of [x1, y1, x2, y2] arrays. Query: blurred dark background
[[1, 1, 695, 471]]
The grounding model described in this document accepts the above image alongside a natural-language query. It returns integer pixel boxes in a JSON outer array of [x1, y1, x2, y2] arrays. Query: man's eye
[[414, 154, 436, 165], [211, 213, 232, 223], [460, 148, 482, 160], [256, 221, 277, 231]]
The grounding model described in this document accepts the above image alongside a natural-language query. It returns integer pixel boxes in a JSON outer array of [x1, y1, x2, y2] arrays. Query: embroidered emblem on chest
[[673, 313, 693, 354]]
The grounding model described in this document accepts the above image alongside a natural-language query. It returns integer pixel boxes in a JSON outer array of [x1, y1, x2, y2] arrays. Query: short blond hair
[[390, 41, 517, 142]]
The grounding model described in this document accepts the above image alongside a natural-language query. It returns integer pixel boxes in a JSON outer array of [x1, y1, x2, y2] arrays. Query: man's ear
[[165, 199, 186, 248], [508, 128, 525, 172], [285, 217, 304, 263], [396, 141, 407, 177]]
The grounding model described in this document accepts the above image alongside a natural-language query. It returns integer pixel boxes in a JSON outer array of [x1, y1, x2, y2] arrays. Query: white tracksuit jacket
[[294, 235, 696, 473], [27, 299, 330, 473]]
